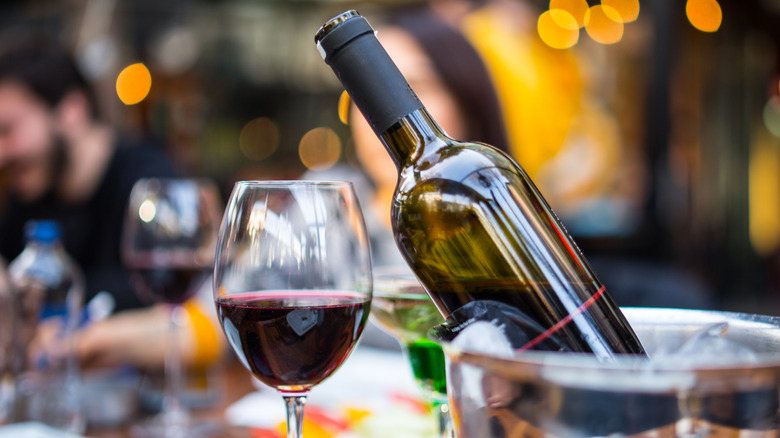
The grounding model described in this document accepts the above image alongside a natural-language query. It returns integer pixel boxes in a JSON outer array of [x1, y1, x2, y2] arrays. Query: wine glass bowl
[[213, 181, 372, 438], [124, 178, 221, 305], [370, 267, 450, 437]]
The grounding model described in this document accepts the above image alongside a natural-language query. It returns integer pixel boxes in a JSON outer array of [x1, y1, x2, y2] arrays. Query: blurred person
[[0, 33, 221, 370]]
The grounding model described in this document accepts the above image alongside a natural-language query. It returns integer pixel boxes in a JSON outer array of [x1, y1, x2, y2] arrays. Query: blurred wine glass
[[213, 181, 372, 438], [370, 266, 451, 438], [122, 178, 222, 438]]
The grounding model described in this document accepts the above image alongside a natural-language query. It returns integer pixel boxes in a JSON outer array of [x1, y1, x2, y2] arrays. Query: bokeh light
[[239, 117, 280, 161], [686, 0, 722, 33], [151, 26, 200, 75], [550, 0, 590, 27], [538, 10, 580, 49], [763, 96, 780, 138], [602, 0, 640, 23], [116, 63, 152, 105], [585, 5, 625, 45], [298, 127, 342, 170], [138, 199, 156, 223], [338, 90, 351, 125]]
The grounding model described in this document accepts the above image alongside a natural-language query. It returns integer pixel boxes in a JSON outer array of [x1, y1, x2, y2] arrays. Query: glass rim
[[233, 180, 356, 189], [133, 176, 217, 185]]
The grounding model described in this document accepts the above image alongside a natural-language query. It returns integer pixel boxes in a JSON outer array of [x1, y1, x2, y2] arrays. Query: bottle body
[[388, 111, 643, 357], [316, 11, 645, 358], [8, 221, 84, 433]]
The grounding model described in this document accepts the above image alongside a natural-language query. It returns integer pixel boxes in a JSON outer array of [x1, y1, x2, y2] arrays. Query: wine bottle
[[315, 11, 645, 358]]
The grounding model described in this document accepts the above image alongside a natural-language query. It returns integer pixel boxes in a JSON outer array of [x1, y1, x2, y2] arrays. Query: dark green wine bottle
[[315, 10, 645, 358]]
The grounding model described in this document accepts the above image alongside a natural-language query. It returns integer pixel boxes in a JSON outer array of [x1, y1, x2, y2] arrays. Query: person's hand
[[77, 305, 179, 369], [76, 302, 223, 370]]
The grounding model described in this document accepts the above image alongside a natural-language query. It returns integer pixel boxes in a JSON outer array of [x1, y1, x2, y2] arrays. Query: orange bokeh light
[[116, 63, 152, 105], [338, 90, 351, 125], [686, 0, 722, 33], [585, 5, 624, 45], [550, 0, 590, 27], [602, 0, 640, 23], [298, 127, 342, 170], [538, 9, 580, 49]]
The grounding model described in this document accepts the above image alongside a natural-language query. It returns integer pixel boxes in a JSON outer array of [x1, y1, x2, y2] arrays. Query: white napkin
[[225, 344, 419, 428], [0, 422, 89, 438]]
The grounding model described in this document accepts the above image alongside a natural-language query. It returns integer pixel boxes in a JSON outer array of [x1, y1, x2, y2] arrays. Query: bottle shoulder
[[9, 244, 84, 288], [397, 142, 528, 201], [401, 140, 514, 177]]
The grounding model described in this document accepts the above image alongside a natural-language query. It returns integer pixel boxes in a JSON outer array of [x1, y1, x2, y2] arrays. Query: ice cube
[[451, 320, 514, 358], [659, 322, 758, 366], [450, 322, 520, 410]]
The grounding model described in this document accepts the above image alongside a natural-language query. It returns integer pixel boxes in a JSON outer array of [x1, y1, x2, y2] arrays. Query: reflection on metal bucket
[[432, 307, 780, 437]]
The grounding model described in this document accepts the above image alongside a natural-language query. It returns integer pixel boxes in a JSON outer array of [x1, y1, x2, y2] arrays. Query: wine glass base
[[130, 414, 221, 438]]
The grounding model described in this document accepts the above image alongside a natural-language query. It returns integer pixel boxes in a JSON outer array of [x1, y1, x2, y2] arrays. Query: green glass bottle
[[315, 11, 645, 359]]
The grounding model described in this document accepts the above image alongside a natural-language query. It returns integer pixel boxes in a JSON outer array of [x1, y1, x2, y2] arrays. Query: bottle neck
[[317, 13, 425, 138], [380, 108, 450, 168], [317, 13, 450, 168]]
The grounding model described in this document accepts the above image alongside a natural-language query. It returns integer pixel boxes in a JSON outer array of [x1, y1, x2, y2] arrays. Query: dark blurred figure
[[0, 35, 224, 370], [0, 34, 177, 312]]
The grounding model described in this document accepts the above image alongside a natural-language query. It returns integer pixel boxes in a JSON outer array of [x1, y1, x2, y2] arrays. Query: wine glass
[[370, 266, 451, 438], [213, 181, 372, 438], [122, 178, 222, 438]]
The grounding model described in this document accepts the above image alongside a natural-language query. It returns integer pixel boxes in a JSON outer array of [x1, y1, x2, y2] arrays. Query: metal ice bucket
[[432, 307, 780, 437]]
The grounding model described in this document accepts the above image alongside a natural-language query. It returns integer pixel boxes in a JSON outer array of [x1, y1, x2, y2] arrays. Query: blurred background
[[1, 0, 779, 313]]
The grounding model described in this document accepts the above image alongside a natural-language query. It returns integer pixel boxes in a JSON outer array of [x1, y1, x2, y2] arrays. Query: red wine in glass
[[128, 262, 206, 305], [216, 290, 370, 392]]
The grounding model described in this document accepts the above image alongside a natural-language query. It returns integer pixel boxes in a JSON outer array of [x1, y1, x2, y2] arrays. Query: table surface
[[4, 344, 419, 438], [87, 359, 254, 438]]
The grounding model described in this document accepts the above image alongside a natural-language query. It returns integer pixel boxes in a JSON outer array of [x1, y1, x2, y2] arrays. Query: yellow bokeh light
[[298, 127, 342, 170], [585, 5, 625, 45], [764, 96, 780, 138], [550, 0, 590, 27], [602, 0, 640, 23], [239, 117, 279, 161], [116, 63, 152, 105], [686, 0, 722, 33], [538, 10, 580, 50], [749, 130, 780, 256], [338, 90, 351, 125]]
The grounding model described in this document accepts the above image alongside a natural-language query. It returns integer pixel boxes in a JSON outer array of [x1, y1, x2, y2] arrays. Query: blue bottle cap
[[25, 220, 62, 244]]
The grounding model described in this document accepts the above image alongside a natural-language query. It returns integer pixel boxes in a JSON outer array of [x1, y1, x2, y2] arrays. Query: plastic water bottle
[[0, 256, 13, 425], [8, 220, 85, 433]]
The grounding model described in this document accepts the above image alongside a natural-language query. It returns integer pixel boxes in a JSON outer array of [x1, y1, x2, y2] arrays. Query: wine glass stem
[[282, 394, 307, 438], [163, 305, 188, 430], [433, 398, 453, 438]]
